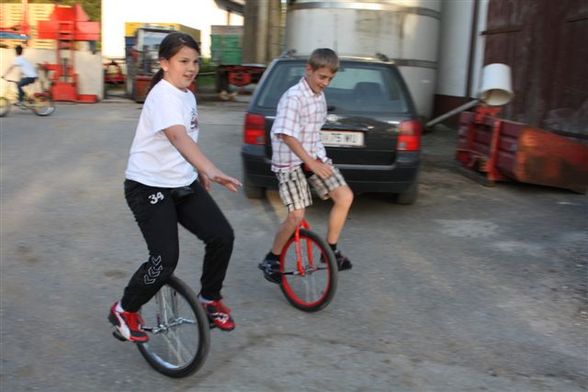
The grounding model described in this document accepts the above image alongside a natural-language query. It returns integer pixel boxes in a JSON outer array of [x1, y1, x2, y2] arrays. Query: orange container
[[456, 110, 588, 193], [77, 94, 98, 103]]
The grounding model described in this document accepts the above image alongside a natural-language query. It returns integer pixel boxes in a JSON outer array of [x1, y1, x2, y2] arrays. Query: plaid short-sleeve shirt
[[270, 77, 330, 172]]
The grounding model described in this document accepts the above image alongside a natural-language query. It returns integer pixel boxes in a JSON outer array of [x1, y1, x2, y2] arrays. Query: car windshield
[[256, 61, 409, 114], [137, 31, 169, 51]]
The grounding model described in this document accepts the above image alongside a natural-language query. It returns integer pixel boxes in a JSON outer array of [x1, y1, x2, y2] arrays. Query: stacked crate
[[210, 25, 243, 66], [0, 3, 55, 49]]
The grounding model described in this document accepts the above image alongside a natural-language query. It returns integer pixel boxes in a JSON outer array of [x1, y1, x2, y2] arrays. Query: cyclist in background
[[2, 45, 38, 106]]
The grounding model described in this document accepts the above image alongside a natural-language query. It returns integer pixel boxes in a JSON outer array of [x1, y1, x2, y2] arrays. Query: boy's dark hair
[[150, 32, 201, 89], [15, 45, 23, 56], [308, 48, 339, 73]]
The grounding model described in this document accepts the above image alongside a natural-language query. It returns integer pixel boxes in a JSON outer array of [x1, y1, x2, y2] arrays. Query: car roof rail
[[375, 52, 390, 62], [280, 49, 297, 58]]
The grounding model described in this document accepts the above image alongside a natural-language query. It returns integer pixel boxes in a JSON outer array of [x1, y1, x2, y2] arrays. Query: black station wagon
[[241, 54, 422, 204]]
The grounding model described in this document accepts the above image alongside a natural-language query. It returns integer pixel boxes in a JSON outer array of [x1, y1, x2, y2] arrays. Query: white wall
[[436, 0, 488, 98], [471, 1, 489, 98], [101, 0, 244, 59], [285, 0, 442, 118]]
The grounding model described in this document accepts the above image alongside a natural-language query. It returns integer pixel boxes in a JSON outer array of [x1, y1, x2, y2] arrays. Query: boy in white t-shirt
[[2, 45, 38, 104]]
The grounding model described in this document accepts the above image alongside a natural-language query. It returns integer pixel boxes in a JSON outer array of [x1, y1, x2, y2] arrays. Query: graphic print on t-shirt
[[191, 108, 198, 131]]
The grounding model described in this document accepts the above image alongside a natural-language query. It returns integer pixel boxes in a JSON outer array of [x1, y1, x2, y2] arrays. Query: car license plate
[[320, 130, 364, 147]]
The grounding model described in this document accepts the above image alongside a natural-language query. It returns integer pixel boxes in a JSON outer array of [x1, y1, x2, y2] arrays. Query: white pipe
[[425, 99, 479, 128]]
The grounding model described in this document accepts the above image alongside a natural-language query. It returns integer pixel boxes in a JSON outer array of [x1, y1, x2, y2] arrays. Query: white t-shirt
[[13, 55, 37, 78], [125, 79, 199, 187]]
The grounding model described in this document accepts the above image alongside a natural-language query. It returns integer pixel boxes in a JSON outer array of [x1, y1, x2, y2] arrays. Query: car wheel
[[396, 180, 419, 205], [244, 181, 265, 199]]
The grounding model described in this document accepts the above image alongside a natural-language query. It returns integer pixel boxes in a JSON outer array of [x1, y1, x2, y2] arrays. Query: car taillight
[[397, 119, 422, 151], [243, 113, 266, 145]]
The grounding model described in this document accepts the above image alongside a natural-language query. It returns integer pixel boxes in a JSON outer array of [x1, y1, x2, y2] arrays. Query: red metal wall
[[484, 0, 588, 133]]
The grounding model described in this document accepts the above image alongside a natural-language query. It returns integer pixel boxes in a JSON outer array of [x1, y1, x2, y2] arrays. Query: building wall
[[285, 0, 442, 118], [434, 0, 587, 133], [484, 0, 588, 133], [0, 3, 55, 49], [433, 0, 489, 122], [101, 0, 244, 59], [242, 0, 284, 65]]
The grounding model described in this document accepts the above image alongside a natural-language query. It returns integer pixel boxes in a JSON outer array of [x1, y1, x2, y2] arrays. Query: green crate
[[211, 49, 241, 65], [222, 35, 242, 49], [211, 34, 242, 50]]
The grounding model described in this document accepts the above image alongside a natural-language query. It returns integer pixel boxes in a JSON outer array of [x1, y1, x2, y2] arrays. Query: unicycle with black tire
[[112, 275, 211, 378], [279, 219, 338, 312]]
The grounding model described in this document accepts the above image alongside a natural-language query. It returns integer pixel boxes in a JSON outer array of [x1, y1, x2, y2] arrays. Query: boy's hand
[[308, 160, 333, 179]]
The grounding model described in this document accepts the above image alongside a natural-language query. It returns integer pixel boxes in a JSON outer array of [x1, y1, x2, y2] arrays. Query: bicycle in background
[[0, 67, 55, 117]]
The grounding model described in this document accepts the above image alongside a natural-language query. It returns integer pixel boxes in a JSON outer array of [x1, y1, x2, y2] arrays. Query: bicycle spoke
[[302, 271, 320, 302], [160, 288, 195, 365], [158, 325, 194, 365], [280, 229, 337, 311], [137, 277, 209, 377]]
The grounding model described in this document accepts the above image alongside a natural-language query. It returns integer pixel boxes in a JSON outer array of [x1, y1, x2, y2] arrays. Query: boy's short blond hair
[[308, 48, 339, 73]]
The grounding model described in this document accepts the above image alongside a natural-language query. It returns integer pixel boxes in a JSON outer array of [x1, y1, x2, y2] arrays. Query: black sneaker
[[258, 258, 281, 284], [335, 250, 352, 271]]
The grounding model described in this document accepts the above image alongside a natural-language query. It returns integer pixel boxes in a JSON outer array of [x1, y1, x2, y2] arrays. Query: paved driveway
[[1, 99, 586, 391]]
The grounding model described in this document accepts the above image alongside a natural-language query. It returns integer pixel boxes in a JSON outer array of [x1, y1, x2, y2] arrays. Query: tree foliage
[[4, 1, 101, 21]]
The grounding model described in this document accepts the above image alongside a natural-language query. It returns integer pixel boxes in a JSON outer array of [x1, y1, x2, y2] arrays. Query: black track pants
[[120, 179, 234, 312]]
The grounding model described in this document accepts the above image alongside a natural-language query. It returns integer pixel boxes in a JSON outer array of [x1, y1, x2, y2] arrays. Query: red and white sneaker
[[199, 298, 235, 331], [108, 302, 149, 343]]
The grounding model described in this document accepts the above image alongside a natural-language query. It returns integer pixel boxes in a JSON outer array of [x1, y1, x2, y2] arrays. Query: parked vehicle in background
[[124, 23, 200, 102], [241, 53, 423, 204], [210, 25, 265, 100]]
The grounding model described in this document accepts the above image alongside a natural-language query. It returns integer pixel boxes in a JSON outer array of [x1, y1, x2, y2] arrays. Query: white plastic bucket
[[479, 63, 513, 106]]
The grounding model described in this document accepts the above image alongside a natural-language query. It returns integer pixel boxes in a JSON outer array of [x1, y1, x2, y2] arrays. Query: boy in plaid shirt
[[259, 48, 354, 284]]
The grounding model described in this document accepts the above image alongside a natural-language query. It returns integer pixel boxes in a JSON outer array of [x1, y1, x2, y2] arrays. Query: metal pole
[[425, 99, 479, 128]]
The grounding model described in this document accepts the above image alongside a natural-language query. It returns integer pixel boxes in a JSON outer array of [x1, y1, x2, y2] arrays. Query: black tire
[[31, 94, 55, 116], [396, 182, 418, 205], [0, 97, 10, 117], [396, 172, 419, 205], [243, 172, 265, 199], [215, 67, 229, 93], [137, 275, 210, 378], [279, 229, 338, 312], [243, 177, 265, 199], [126, 62, 135, 99]]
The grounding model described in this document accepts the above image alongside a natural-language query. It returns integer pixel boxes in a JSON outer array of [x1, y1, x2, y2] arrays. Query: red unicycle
[[278, 219, 338, 312]]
